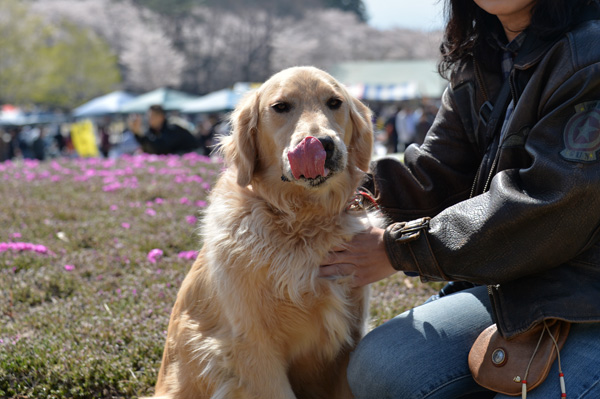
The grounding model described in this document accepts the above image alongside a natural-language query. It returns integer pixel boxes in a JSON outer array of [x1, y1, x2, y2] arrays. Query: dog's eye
[[272, 102, 292, 113], [327, 98, 343, 110]]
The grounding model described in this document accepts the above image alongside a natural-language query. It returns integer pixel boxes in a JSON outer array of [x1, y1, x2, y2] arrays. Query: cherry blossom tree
[[31, 0, 185, 92], [25, 0, 442, 99]]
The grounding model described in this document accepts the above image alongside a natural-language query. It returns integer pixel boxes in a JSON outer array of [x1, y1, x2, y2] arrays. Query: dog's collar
[[346, 189, 380, 212]]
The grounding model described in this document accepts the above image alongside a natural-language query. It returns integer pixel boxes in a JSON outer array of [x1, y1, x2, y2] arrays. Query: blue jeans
[[348, 286, 600, 398]]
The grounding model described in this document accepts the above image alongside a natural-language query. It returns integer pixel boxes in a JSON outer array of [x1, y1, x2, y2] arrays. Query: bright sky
[[362, 0, 445, 31]]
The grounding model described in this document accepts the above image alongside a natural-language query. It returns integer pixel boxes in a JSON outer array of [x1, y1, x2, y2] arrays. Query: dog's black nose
[[318, 137, 335, 160]]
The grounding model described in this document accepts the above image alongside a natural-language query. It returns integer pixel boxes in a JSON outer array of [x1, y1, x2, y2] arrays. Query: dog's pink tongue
[[287, 136, 326, 179]]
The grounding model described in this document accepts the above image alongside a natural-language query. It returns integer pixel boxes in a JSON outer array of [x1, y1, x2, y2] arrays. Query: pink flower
[[121, 222, 131, 229], [0, 241, 52, 255], [33, 244, 48, 254], [103, 182, 123, 192], [195, 200, 207, 208], [9, 232, 21, 239], [185, 215, 196, 225], [145, 208, 157, 216], [147, 248, 163, 263], [179, 197, 191, 205], [64, 264, 75, 271], [178, 250, 198, 260], [110, 205, 119, 211]]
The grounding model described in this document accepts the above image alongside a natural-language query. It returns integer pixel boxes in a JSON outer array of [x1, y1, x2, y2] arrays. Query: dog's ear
[[348, 96, 373, 172], [222, 91, 260, 186]]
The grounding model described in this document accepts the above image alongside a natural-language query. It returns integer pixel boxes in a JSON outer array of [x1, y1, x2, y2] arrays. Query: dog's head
[[220, 66, 373, 192]]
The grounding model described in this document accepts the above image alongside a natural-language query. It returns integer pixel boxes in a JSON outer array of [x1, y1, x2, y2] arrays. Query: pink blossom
[[121, 222, 131, 229], [147, 248, 163, 263], [64, 264, 75, 271], [103, 182, 123, 192], [195, 200, 207, 208], [110, 205, 119, 211], [178, 250, 198, 260], [145, 208, 157, 216], [179, 197, 191, 205], [0, 241, 52, 255], [185, 215, 196, 225]]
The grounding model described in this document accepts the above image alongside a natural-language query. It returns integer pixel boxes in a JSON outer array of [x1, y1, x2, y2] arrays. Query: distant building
[[328, 60, 447, 101]]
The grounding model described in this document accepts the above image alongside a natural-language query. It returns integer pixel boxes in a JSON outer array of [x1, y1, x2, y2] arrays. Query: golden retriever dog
[[151, 66, 381, 399]]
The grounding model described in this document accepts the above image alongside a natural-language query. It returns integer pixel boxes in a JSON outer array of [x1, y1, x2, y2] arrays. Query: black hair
[[149, 104, 165, 115], [438, 0, 599, 79]]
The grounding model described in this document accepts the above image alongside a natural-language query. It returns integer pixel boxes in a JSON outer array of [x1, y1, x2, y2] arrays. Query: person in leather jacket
[[319, 0, 600, 397]]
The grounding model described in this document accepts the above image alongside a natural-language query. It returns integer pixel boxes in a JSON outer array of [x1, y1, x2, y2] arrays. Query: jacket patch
[[561, 101, 600, 162]]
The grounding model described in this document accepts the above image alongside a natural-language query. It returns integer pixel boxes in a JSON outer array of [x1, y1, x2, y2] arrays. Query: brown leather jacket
[[369, 7, 600, 338]]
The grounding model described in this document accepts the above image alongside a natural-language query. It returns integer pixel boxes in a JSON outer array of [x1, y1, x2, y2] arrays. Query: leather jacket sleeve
[[379, 30, 600, 286]]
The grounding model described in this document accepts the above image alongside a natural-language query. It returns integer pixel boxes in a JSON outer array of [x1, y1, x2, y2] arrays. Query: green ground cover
[[0, 154, 437, 398]]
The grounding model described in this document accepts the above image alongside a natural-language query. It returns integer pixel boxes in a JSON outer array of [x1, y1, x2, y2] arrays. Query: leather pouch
[[468, 320, 570, 396]]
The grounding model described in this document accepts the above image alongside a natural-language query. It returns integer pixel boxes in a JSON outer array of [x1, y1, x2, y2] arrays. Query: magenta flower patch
[[147, 248, 163, 263], [0, 242, 53, 255], [177, 250, 198, 260]]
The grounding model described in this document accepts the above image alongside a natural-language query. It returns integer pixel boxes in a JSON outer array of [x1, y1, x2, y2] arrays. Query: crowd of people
[[0, 106, 231, 162], [0, 124, 70, 162], [377, 100, 439, 154], [0, 100, 437, 163]]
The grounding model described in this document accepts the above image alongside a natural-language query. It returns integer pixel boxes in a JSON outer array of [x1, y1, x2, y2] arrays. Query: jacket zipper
[[481, 70, 518, 193], [473, 59, 489, 103], [469, 58, 490, 198], [475, 67, 519, 195]]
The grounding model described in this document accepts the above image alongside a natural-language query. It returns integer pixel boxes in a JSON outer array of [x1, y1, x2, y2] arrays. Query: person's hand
[[127, 114, 143, 135], [319, 226, 398, 287]]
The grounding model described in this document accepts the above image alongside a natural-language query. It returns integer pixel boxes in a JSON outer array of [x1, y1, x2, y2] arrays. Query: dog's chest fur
[[200, 171, 372, 360]]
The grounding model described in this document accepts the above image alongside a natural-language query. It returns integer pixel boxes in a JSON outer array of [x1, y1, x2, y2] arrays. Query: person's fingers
[[330, 244, 348, 252], [318, 263, 354, 278], [322, 249, 346, 264]]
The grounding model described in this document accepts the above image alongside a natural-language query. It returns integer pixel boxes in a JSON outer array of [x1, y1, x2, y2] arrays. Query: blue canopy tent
[[180, 88, 244, 114], [119, 88, 198, 113], [72, 91, 136, 118]]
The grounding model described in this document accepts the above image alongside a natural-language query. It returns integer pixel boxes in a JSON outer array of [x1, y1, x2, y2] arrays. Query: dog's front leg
[[215, 338, 296, 399]]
